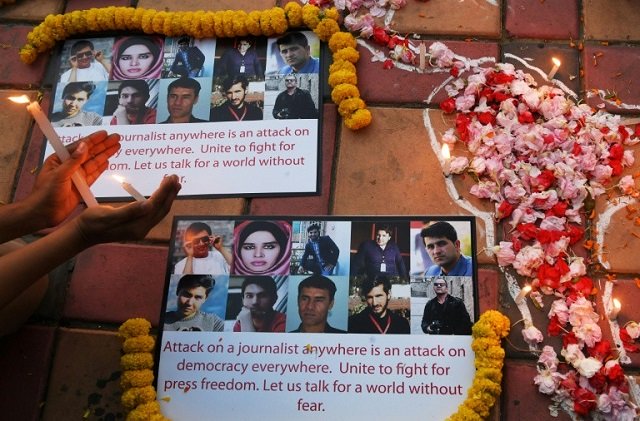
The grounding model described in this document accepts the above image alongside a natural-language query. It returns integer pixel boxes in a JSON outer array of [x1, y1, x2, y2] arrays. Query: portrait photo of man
[[173, 221, 232, 276], [274, 31, 319, 74], [159, 77, 208, 124], [169, 37, 205, 78], [164, 274, 226, 332], [352, 224, 408, 280], [109, 80, 157, 125], [51, 81, 105, 127], [233, 276, 286, 332], [59, 38, 111, 83], [421, 221, 473, 277], [299, 224, 339, 276], [209, 75, 263, 122], [348, 275, 409, 334], [272, 74, 318, 120], [420, 277, 472, 335], [289, 275, 346, 333]]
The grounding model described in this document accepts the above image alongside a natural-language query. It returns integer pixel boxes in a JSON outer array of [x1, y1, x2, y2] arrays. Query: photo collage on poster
[[161, 216, 477, 336], [50, 32, 321, 127]]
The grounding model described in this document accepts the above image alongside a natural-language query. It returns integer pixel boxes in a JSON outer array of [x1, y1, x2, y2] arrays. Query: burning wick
[[608, 298, 621, 321], [515, 285, 532, 304], [9, 95, 98, 207], [547, 57, 561, 79], [441, 143, 451, 176], [112, 175, 146, 201]]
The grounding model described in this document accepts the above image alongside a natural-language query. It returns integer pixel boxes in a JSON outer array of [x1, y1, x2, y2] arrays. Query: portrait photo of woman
[[232, 220, 292, 276], [110, 36, 164, 80]]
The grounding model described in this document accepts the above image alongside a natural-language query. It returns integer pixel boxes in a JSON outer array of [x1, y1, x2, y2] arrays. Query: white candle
[[621, 117, 640, 126], [112, 175, 146, 201], [608, 298, 621, 321], [10, 95, 98, 207], [441, 143, 451, 176], [515, 285, 532, 304], [547, 57, 561, 79], [419, 42, 426, 70]]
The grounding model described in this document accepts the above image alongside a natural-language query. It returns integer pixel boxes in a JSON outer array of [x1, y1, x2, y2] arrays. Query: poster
[[157, 216, 478, 420], [46, 32, 322, 198]]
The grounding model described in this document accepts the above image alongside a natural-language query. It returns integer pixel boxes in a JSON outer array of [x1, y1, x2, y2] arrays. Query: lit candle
[[515, 285, 532, 304], [547, 57, 561, 79], [441, 143, 451, 176], [112, 175, 146, 201], [9, 95, 98, 207], [608, 298, 621, 321]]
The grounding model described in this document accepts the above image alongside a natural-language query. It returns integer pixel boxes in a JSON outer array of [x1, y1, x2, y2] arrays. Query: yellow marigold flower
[[123, 335, 155, 354], [141, 9, 157, 34], [213, 12, 225, 38], [338, 97, 365, 117], [130, 8, 147, 31], [329, 59, 356, 75], [120, 318, 152, 339], [446, 405, 483, 421], [271, 7, 289, 34], [121, 353, 154, 370], [19, 45, 38, 64], [232, 10, 249, 37], [313, 18, 340, 42], [284, 2, 303, 27], [301, 4, 320, 29], [344, 108, 372, 130], [200, 11, 216, 38], [328, 69, 357, 88], [331, 83, 360, 104], [246, 10, 262, 36], [329, 32, 357, 53], [475, 367, 503, 384], [259, 10, 275, 36], [121, 385, 157, 410], [333, 46, 359, 63], [221, 10, 235, 38], [125, 401, 163, 421], [323, 7, 341, 22], [121, 369, 154, 389], [84, 9, 99, 31]]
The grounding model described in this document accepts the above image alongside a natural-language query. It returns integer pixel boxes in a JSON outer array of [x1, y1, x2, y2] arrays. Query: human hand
[[112, 105, 129, 125], [68, 55, 78, 69], [183, 239, 194, 257], [72, 175, 181, 247], [211, 235, 222, 251], [94, 50, 104, 62], [27, 131, 121, 228]]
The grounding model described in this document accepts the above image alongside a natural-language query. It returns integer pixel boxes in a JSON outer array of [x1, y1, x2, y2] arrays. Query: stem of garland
[[19, 3, 371, 130]]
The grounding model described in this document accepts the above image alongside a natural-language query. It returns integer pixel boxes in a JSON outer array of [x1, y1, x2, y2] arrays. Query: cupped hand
[[29, 130, 121, 227], [73, 175, 181, 247]]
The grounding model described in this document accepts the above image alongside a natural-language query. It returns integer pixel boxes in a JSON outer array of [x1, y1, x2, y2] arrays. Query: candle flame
[[613, 298, 621, 310], [551, 57, 561, 67], [8, 95, 30, 104], [112, 174, 125, 183], [522, 285, 532, 294], [441, 144, 451, 160]]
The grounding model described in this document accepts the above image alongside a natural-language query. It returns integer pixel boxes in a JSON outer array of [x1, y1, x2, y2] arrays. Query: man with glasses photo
[[173, 222, 232, 275], [421, 278, 472, 335], [272, 75, 318, 119], [59, 39, 111, 83]]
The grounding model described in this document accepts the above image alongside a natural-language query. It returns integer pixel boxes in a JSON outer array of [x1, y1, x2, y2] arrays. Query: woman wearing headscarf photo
[[232, 220, 292, 276], [111, 36, 163, 80]]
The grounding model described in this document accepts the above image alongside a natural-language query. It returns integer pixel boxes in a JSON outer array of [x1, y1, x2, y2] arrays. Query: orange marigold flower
[[333, 46, 360, 63], [119, 318, 151, 338], [329, 32, 357, 53], [328, 69, 357, 88], [284, 2, 303, 27], [338, 97, 365, 117], [120, 369, 154, 389], [123, 335, 155, 354], [121, 385, 157, 410], [331, 83, 360, 104], [344, 108, 372, 130], [121, 352, 154, 370], [314, 18, 340, 42]]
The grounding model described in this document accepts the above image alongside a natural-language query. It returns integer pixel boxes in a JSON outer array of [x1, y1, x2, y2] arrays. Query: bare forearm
[[0, 220, 89, 309], [0, 200, 48, 243]]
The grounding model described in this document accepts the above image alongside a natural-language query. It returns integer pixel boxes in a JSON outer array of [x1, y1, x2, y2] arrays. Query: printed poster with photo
[[157, 216, 478, 420], [46, 32, 323, 198]]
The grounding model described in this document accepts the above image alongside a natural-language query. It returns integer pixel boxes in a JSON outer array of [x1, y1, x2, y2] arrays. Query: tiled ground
[[1, 0, 640, 420]]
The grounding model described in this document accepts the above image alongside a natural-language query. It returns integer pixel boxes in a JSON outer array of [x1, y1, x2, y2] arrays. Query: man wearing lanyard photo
[[209, 74, 263, 122], [348, 275, 409, 334], [352, 225, 407, 280]]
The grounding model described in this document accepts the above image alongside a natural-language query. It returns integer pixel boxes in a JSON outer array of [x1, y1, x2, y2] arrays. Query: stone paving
[[0, 0, 639, 420]]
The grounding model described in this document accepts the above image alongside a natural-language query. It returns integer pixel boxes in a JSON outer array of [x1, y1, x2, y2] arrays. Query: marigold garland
[[119, 318, 169, 421], [446, 310, 510, 421], [19, 3, 371, 130]]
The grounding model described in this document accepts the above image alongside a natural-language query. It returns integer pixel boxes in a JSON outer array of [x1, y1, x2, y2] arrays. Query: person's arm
[[0, 131, 120, 243], [300, 91, 318, 119], [421, 302, 432, 333], [212, 236, 233, 268], [112, 106, 130, 125], [325, 237, 339, 266], [452, 299, 473, 335], [0, 175, 181, 310], [396, 245, 408, 278], [94, 50, 111, 75], [300, 243, 311, 272], [66, 56, 78, 82]]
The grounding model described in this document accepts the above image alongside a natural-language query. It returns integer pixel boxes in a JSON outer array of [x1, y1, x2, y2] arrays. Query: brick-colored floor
[[1, 0, 639, 420]]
